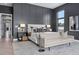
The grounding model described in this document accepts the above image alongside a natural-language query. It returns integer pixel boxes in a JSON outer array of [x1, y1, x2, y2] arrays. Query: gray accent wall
[[0, 5, 12, 14], [53, 3, 79, 32], [52, 3, 79, 40], [13, 3, 54, 38], [13, 3, 79, 39]]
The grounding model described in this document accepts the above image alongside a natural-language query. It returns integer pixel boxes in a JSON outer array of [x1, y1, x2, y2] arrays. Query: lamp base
[[38, 49, 45, 52]]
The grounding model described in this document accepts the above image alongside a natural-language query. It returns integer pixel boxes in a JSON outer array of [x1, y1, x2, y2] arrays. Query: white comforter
[[29, 32, 58, 44], [29, 32, 75, 48]]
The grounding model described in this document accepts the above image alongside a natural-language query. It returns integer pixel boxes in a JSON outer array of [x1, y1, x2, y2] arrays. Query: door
[[5, 22, 11, 38], [1, 13, 12, 39]]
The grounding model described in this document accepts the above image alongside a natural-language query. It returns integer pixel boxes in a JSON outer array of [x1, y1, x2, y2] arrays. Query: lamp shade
[[47, 25, 51, 27], [20, 24, 25, 27]]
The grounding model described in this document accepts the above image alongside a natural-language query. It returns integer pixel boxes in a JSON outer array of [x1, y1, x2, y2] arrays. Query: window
[[57, 10, 65, 31], [57, 10, 64, 18], [58, 19, 64, 27]]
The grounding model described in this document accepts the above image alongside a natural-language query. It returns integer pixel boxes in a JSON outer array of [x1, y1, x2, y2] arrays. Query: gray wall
[[0, 5, 12, 14], [13, 3, 79, 39], [52, 3, 79, 40], [53, 3, 79, 32], [13, 3, 54, 38]]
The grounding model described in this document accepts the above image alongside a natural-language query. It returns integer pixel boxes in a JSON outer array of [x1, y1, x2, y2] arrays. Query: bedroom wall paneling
[[13, 3, 54, 38]]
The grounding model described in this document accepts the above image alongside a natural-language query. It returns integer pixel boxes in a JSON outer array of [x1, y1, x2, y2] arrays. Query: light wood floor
[[0, 38, 14, 55]]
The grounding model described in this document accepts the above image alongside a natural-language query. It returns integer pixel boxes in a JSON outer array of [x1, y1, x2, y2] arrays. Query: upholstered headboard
[[27, 24, 46, 33]]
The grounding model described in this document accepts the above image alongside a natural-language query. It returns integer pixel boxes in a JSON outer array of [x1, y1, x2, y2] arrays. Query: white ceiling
[[30, 3, 65, 9], [0, 3, 65, 9], [0, 3, 12, 6]]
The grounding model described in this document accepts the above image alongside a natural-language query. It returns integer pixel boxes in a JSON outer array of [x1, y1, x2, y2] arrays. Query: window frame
[[56, 10, 65, 31]]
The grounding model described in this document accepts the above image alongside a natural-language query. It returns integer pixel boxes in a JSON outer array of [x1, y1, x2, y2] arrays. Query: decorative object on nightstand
[[17, 24, 28, 41], [17, 32, 28, 41], [22, 35, 28, 41]]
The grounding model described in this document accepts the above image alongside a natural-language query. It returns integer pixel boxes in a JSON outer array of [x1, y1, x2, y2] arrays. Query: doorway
[[1, 13, 12, 40], [5, 21, 12, 39]]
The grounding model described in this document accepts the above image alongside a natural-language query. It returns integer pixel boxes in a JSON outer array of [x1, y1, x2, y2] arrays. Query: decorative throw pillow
[[63, 31, 68, 38], [59, 32, 63, 36]]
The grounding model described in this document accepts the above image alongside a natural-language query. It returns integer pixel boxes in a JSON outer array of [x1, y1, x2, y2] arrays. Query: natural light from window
[[57, 10, 64, 31]]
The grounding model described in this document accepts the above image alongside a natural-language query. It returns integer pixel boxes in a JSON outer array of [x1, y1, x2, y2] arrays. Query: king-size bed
[[28, 24, 76, 48]]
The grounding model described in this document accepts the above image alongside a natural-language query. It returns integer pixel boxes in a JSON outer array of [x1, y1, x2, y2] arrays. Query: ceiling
[[0, 3, 65, 9], [30, 3, 65, 9], [0, 3, 12, 7]]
